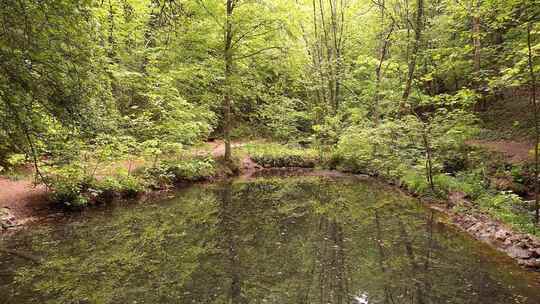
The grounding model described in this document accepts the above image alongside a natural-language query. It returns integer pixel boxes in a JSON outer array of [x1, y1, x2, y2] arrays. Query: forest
[[1, 0, 540, 301]]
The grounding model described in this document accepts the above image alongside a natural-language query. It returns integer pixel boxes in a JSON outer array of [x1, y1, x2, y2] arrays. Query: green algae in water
[[1, 176, 539, 304]]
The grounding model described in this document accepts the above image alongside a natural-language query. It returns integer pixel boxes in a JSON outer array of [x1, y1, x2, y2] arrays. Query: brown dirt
[[209, 140, 245, 158], [467, 139, 534, 164], [0, 178, 48, 224]]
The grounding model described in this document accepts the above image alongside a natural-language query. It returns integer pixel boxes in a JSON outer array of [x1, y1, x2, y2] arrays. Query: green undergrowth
[[245, 143, 318, 168], [393, 169, 538, 236], [43, 155, 222, 209], [42, 140, 539, 236]]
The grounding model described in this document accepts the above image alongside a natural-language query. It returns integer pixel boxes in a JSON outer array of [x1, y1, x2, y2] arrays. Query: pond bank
[[425, 197, 540, 270]]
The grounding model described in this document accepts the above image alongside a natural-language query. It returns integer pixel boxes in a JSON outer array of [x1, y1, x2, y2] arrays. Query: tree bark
[[373, 0, 394, 125], [401, 0, 424, 110], [527, 22, 539, 225], [472, 0, 484, 111], [472, 0, 481, 74], [224, 0, 234, 162], [421, 124, 434, 191]]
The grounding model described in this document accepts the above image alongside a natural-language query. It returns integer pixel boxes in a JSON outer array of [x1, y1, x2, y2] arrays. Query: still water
[[1, 176, 539, 304]]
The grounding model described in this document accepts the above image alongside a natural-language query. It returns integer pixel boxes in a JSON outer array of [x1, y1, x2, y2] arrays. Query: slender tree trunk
[[401, 0, 424, 109], [472, 0, 484, 110], [224, 0, 234, 162], [373, 0, 385, 125], [107, 0, 116, 58], [472, 0, 481, 74], [527, 23, 539, 225], [311, 0, 345, 115], [421, 125, 434, 191], [312, 0, 328, 114], [373, 0, 393, 125], [141, 0, 160, 73]]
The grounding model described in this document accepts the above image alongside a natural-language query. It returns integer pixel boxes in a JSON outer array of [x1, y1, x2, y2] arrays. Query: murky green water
[[1, 176, 539, 304]]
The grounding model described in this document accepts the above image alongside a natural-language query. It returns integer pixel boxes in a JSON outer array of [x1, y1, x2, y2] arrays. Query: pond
[[1, 176, 539, 304]]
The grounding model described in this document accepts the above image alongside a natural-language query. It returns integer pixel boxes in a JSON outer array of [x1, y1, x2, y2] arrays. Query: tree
[[223, 0, 235, 161], [527, 22, 539, 224], [401, 0, 424, 109]]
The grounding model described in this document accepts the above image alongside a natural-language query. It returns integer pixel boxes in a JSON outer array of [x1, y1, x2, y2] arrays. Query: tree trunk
[[373, 0, 393, 125], [401, 0, 424, 109], [527, 23, 539, 225], [224, 0, 234, 162], [472, 0, 481, 74], [472, 0, 483, 110], [421, 124, 434, 191]]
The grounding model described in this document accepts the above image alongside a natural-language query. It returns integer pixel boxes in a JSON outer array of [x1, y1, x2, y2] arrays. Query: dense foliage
[[0, 0, 539, 228]]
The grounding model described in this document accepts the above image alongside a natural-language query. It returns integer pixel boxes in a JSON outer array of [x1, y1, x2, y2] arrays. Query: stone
[[495, 229, 509, 241], [477, 232, 491, 241], [0, 207, 16, 229], [508, 246, 533, 259], [516, 241, 531, 249], [518, 258, 540, 269]]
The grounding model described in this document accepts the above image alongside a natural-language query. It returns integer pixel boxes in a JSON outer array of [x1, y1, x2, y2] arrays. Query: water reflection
[[0, 177, 539, 304]]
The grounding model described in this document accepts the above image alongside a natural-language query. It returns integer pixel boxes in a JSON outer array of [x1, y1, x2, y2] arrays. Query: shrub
[[165, 157, 216, 181], [453, 170, 488, 200], [6, 153, 26, 169], [91, 174, 145, 199], [400, 170, 430, 195], [433, 174, 476, 197], [116, 174, 145, 198], [143, 166, 176, 189], [246, 143, 318, 168], [90, 177, 121, 204], [44, 165, 94, 208], [143, 156, 217, 188]]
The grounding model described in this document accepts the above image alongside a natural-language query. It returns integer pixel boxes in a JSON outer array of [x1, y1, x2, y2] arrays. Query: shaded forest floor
[[0, 178, 48, 225], [470, 93, 535, 164], [466, 139, 533, 164]]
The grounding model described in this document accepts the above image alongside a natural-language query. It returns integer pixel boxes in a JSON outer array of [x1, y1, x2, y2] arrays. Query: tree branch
[[233, 46, 282, 60]]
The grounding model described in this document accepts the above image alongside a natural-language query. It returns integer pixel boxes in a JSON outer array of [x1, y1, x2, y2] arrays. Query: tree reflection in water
[[1, 176, 539, 304]]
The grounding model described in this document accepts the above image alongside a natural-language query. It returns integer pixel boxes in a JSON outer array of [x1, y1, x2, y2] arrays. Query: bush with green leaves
[[115, 174, 146, 198], [5, 153, 26, 169], [400, 170, 431, 195], [246, 143, 318, 168], [331, 118, 422, 179], [165, 157, 216, 181], [257, 96, 310, 142], [43, 165, 95, 208], [45, 163, 147, 207], [333, 108, 477, 181], [90, 177, 121, 204], [144, 156, 217, 188]]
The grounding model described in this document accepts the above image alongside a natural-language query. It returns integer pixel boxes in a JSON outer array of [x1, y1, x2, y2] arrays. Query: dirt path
[[209, 140, 245, 157], [0, 178, 48, 226], [467, 139, 534, 164]]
